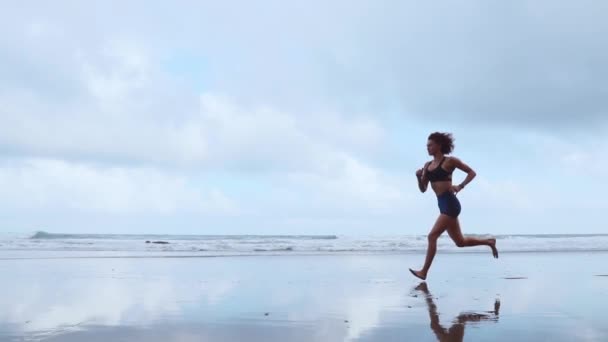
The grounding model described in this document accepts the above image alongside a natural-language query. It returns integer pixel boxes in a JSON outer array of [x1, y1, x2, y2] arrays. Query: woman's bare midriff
[[430, 180, 452, 195]]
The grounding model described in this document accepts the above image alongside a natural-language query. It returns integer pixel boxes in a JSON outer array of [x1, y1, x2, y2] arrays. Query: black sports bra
[[425, 157, 453, 182]]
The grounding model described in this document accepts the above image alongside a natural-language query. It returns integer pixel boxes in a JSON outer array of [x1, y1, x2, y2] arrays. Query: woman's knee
[[449, 232, 466, 247], [427, 232, 441, 242]]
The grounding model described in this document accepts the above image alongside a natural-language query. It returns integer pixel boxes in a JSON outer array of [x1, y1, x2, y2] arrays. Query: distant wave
[[11, 232, 608, 256], [30, 231, 608, 241], [30, 231, 71, 239], [30, 231, 338, 241], [30, 231, 112, 239]]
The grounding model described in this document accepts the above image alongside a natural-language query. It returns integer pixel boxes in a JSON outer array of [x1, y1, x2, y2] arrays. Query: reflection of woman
[[410, 132, 498, 281], [415, 282, 500, 342]]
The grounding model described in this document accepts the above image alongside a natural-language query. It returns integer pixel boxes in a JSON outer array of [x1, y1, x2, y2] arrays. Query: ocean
[[1, 232, 608, 258]]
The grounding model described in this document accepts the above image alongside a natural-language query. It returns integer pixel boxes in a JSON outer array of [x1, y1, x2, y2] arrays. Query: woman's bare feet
[[488, 238, 499, 258], [409, 268, 427, 280]]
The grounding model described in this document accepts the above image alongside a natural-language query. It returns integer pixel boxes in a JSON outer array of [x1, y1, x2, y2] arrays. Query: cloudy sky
[[1, 1, 607, 235]]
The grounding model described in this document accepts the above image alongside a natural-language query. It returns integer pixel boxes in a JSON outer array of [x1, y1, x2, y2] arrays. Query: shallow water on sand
[[0, 252, 607, 341]]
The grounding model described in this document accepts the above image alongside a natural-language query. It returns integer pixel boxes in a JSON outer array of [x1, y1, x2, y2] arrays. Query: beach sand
[[1, 251, 607, 341]]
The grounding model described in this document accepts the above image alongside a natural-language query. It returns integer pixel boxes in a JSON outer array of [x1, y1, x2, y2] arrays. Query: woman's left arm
[[451, 157, 476, 193]]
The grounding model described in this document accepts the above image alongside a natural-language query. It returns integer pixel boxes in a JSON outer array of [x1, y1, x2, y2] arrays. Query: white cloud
[[79, 40, 153, 103], [286, 154, 407, 214], [0, 158, 237, 215], [193, 93, 410, 216], [197, 93, 385, 170], [468, 177, 535, 211]]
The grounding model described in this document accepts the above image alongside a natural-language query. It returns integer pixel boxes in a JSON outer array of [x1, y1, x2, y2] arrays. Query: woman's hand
[[416, 168, 429, 193], [451, 184, 463, 194], [416, 168, 427, 182]]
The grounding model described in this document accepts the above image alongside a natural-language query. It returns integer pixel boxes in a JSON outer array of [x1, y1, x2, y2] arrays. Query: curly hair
[[428, 132, 455, 154]]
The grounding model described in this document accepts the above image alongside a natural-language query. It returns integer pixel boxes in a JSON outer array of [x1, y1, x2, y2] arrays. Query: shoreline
[[3, 249, 608, 260]]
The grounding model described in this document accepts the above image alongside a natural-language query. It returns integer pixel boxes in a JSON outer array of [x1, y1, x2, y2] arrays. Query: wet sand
[[1, 251, 607, 341]]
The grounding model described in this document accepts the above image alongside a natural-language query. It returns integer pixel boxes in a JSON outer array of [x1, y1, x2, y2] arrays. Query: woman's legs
[[410, 215, 500, 280], [446, 218, 499, 258], [410, 214, 452, 280]]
